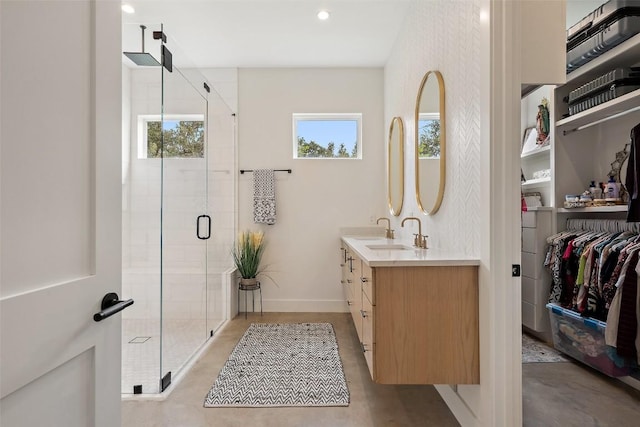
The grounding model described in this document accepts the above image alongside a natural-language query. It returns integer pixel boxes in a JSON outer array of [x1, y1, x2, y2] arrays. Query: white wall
[[238, 68, 386, 312]]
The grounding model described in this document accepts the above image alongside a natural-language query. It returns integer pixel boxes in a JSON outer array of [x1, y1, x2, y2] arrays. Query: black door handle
[[93, 293, 134, 322], [197, 214, 211, 240]]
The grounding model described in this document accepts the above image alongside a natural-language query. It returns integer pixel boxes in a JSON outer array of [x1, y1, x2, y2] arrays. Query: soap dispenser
[[589, 181, 597, 198]]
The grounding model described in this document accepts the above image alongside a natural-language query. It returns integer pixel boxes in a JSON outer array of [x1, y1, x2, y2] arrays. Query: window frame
[[292, 113, 363, 159], [137, 114, 206, 159]]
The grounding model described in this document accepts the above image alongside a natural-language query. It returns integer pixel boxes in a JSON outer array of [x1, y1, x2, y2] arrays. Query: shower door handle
[[197, 215, 211, 240]]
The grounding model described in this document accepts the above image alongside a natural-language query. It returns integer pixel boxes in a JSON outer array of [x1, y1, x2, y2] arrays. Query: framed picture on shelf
[[521, 127, 539, 155]]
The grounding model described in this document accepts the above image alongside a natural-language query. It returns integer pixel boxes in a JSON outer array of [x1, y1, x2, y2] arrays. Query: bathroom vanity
[[340, 236, 480, 384]]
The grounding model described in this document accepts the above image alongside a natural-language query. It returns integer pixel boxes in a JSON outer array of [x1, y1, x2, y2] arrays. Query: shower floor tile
[[122, 318, 224, 394]]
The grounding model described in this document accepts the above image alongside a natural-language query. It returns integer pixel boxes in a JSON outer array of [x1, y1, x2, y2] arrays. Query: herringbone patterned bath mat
[[204, 323, 350, 407]]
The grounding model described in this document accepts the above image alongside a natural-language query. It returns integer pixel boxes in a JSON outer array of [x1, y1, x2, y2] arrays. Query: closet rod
[[566, 218, 640, 233], [239, 169, 292, 174]]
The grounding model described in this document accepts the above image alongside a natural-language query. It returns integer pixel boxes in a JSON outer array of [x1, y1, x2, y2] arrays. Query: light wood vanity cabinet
[[340, 245, 479, 385]]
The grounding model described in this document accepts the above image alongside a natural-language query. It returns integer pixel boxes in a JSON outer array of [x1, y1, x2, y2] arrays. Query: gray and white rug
[[522, 333, 568, 363], [204, 323, 350, 407]]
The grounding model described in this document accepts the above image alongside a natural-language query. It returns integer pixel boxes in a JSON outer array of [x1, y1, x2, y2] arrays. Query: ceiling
[[121, 0, 413, 69]]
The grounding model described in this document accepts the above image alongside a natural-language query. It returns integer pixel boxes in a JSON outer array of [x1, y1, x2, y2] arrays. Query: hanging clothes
[[545, 230, 639, 321], [546, 225, 640, 364]]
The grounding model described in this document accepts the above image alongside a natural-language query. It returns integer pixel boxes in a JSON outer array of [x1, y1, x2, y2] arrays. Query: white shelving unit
[[521, 145, 551, 160], [521, 177, 551, 190], [520, 86, 554, 340], [557, 205, 628, 214], [553, 31, 640, 224], [556, 89, 640, 133], [521, 85, 554, 208]]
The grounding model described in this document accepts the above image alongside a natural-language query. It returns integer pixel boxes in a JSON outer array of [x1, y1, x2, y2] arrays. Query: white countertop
[[341, 236, 481, 267]]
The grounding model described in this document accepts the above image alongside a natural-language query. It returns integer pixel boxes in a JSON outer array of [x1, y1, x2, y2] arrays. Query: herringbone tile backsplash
[[385, 0, 481, 255]]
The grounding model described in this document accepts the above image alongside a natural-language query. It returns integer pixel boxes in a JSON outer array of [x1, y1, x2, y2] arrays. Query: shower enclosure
[[121, 23, 235, 394]]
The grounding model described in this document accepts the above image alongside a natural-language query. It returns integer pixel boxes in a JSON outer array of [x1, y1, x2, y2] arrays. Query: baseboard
[[619, 374, 640, 391], [434, 385, 479, 427], [257, 299, 349, 313]]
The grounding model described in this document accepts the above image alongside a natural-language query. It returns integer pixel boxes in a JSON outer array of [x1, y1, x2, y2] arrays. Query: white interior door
[[1, 2, 122, 426]]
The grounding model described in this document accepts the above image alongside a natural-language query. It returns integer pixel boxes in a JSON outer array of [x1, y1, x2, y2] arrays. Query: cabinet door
[[361, 293, 375, 379], [375, 266, 479, 384], [361, 263, 375, 305], [340, 246, 351, 302], [348, 255, 363, 341]]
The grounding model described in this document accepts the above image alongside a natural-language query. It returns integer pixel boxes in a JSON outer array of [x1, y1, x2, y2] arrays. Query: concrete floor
[[122, 312, 640, 427]]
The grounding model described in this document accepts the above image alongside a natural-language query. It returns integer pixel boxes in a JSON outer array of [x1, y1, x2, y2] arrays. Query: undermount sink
[[352, 237, 385, 240], [366, 244, 412, 250]]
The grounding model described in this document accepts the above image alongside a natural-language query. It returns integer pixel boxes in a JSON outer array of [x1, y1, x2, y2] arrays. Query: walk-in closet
[[520, 0, 640, 406]]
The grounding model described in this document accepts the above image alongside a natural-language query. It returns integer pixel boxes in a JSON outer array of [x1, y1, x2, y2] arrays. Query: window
[[418, 113, 440, 158], [137, 114, 205, 159], [293, 113, 362, 159]]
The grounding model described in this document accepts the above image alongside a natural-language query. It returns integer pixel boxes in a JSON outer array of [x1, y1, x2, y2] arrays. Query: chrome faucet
[[401, 216, 428, 249], [376, 217, 395, 239]]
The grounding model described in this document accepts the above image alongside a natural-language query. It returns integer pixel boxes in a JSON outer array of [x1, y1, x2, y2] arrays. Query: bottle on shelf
[[589, 181, 597, 199], [606, 176, 619, 199]]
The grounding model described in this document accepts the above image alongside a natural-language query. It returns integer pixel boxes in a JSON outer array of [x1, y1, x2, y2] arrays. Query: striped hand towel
[[253, 169, 276, 225]]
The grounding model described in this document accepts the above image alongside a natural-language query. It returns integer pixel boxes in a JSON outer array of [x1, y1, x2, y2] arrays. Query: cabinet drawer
[[521, 251, 544, 279], [522, 227, 538, 253], [522, 227, 550, 255], [522, 300, 549, 332], [361, 294, 375, 378], [522, 275, 551, 305], [522, 211, 537, 228], [522, 276, 537, 304], [361, 264, 375, 305], [522, 300, 536, 330]]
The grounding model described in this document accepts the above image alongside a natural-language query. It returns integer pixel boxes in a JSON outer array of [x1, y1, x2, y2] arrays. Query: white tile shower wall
[[384, 0, 481, 256]]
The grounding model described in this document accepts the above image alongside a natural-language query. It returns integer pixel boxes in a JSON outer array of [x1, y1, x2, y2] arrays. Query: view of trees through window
[[418, 119, 440, 158], [297, 136, 357, 158], [294, 116, 360, 159], [147, 119, 204, 158]]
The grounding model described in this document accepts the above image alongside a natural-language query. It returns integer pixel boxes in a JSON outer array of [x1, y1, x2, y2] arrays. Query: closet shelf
[[521, 145, 551, 159], [523, 206, 553, 212], [521, 177, 551, 189], [557, 205, 628, 213], [556, 89, 640, 133], [565, 33, 640, 85]]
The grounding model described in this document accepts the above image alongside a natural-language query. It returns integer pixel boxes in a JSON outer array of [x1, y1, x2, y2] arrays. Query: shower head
[[123, 25, 160, 66], [123, 52, 161, 66]]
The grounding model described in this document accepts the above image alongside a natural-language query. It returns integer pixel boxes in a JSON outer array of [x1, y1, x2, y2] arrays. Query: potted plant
[[232, 230, 265, 289]]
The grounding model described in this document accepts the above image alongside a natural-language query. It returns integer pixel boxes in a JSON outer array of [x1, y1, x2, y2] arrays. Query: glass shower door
[[159, 33, 209, 391], [121, 22, 164, 395]]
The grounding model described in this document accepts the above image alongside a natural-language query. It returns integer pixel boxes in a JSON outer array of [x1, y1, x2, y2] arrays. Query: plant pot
[[239, 277, 259, 290]]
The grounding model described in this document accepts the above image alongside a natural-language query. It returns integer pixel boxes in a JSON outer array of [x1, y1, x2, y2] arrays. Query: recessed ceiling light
[[317, 10, 330, 21], [121, 4, 135, 14]]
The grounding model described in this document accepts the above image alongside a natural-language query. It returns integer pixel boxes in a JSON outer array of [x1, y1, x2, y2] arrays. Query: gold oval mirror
[[388, 117, 405, 216], [415, 70, 445, 215]]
